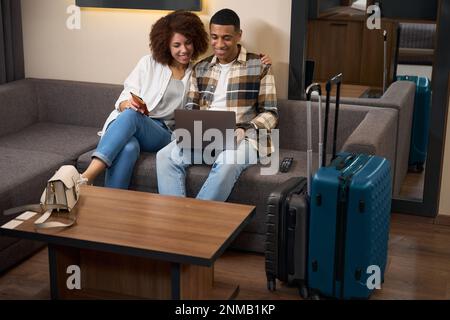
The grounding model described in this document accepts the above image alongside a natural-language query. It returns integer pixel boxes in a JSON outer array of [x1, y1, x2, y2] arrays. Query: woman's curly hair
[[150, 11, 209, 65]]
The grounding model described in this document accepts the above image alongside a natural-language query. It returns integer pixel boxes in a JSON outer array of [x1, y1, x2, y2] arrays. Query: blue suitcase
[[396, 75, 432, 172], [307, 74, 392, 299]]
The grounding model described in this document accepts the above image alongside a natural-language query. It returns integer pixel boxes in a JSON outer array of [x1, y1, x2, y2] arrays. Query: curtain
[[0, 0, 24, 85]]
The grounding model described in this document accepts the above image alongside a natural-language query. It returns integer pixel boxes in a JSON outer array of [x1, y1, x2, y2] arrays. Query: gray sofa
[[0, 78, 409, 272]]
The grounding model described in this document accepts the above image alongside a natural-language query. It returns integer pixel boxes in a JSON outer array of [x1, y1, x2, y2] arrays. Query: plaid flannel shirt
[[185, 45, 278, 157]]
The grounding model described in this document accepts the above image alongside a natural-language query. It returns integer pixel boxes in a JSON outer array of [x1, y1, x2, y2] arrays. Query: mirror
[[306, 0, 437, 203], [290, 0, 441, 210]]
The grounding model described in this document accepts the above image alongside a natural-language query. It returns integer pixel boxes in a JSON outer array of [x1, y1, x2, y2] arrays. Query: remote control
[[279, 157, 294, 173]]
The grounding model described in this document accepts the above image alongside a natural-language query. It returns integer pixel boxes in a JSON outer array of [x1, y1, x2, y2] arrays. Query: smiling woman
[[75, 0, 201, 11], [79, 10, 209, 190]]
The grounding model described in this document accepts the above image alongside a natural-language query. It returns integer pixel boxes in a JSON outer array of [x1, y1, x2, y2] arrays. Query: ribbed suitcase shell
[[308, 152, 391, 299], [265, 177, 309, 292], [396, 75, 432, 169]]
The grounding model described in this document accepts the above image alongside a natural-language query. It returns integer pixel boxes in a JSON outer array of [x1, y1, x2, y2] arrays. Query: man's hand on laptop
[[235, 128, 246, 145]]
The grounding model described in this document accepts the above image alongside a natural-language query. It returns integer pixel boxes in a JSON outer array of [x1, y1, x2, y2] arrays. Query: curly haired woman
[[80, 10, 271, 189]]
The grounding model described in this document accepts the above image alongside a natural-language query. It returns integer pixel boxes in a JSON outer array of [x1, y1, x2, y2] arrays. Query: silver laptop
[[174, 109, 237, 151]]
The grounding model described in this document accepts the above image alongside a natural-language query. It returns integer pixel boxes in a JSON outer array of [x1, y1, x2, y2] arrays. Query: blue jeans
[[156, 139, 258, 201], [93, 109, 172, 189]]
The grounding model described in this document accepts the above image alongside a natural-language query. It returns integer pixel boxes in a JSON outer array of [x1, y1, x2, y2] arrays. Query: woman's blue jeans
[[92, 109, 171, 189]]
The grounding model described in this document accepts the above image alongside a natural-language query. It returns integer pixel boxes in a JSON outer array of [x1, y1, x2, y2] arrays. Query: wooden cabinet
[[307, 19, 363, 83], [306, 14, 398, 89]]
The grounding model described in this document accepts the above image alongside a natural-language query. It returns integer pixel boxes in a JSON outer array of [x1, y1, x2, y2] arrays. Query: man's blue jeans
[[93, 109, 171, 189], [156, 139, 258, 201]]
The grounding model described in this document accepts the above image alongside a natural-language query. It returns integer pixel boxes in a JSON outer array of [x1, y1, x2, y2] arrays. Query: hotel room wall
[[21, 0, 292, 99]]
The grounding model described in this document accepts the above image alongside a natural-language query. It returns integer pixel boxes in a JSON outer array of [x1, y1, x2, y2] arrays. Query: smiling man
[[156, 8, 278, 201]]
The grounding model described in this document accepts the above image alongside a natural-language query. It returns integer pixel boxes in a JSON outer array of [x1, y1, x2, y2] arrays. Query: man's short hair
[[210, 8, 240, 31]]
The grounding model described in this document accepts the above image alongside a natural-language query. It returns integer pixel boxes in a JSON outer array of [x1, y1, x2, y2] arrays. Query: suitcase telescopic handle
[[306, 83, 324, 168], [306, 83, 323, 196], [323, 73, 343, 167], [306, 83, 322, 100]]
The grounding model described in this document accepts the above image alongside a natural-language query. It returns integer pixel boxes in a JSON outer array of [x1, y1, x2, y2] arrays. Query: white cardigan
[[99, 55, 192, 136]]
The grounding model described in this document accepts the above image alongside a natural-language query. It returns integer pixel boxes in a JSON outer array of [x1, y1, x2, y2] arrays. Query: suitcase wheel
[[409, 163, 424, 173], [299, 285, 309, 299], [267, 279, 276, 292], [310, 293, 320, 300]]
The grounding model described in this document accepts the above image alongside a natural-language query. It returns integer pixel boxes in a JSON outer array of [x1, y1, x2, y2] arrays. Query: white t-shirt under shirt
[[209, 60, 234, 111], [149, 78, 184, 130]]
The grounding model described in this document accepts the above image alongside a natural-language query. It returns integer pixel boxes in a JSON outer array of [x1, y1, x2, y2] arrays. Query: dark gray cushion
[[31, 79, 122, 128], [0, 123, 100, 161], [0, 80, 38, 137], [399, 22, 436, 49]]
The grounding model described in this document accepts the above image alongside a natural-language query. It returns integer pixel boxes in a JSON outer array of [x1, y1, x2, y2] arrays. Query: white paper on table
[[15, 211, 38, 221], [1, 219, 23, 230]]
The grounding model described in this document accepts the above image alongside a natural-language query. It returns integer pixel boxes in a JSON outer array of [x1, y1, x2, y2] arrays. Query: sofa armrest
[[343, 109, 397, 170], [342, 108, 397, 179], [343, 81, 416, 111], [319, 81, 415, 112], [0, 79, 38, 137]]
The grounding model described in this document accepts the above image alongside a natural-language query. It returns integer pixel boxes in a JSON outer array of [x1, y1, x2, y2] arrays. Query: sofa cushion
[[0, 80, 38, 137], [0, 123, 100, 162], [31, 79, 122, 128], [77, 148, 324, 236]]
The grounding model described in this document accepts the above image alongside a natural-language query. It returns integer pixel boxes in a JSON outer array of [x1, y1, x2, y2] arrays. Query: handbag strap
[[3, 204, 67, 216], [3, 203, 75, 229], [34, 210, 76, 229]]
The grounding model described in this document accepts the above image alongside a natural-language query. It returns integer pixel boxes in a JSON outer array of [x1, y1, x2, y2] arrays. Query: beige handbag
[[3, 165, 81, 229], [41, 165, 80, 212]]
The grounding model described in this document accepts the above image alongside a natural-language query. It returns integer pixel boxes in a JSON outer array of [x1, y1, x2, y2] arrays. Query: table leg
[[48, 244, 59, 300], [171, 263, 181, 300]]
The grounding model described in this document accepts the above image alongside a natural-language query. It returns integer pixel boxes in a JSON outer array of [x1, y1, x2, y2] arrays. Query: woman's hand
[[119, 99, 142, 113], [260, 53, 273, 65]]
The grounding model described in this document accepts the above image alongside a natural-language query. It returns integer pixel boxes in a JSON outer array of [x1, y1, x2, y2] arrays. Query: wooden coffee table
[[0, 186, 255, 300]]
